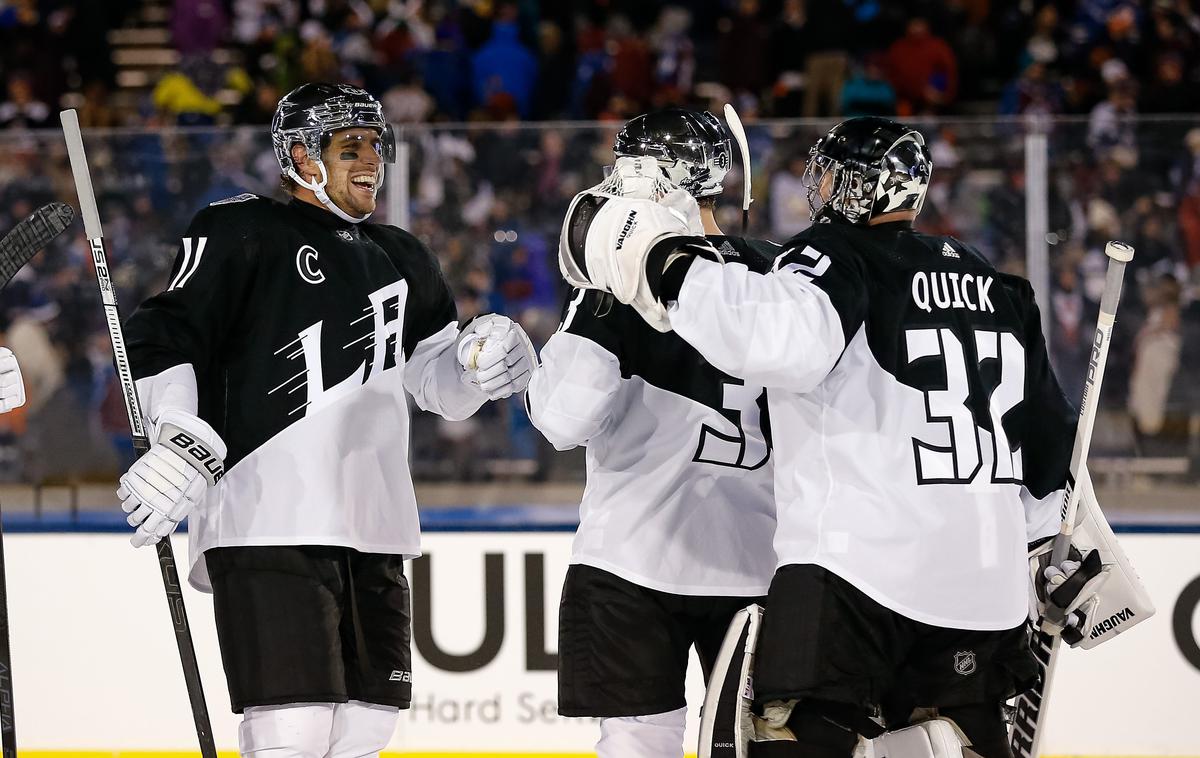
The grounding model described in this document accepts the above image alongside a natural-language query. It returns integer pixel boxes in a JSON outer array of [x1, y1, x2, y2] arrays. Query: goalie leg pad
[[698, 604, 764, 758], [596, 707, 686, 758], [867, 719, 969, 758]]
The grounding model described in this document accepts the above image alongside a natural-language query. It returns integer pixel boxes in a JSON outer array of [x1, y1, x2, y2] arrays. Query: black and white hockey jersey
[[125, 194, 486, 590], [528, 236, 780, 597], [665, 221, 1077, 628]]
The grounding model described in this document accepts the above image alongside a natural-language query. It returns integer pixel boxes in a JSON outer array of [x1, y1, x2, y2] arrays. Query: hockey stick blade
[[0, 203, 75, 290], [0, 202, 71, 756], [723, 104, 753, 232]]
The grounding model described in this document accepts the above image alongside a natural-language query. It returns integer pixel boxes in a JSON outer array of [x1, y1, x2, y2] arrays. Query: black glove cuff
[[646, 235, 717, 303]]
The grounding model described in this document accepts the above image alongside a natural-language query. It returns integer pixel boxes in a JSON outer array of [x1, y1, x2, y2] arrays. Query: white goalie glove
[[0, 347, 25, 413], [119, 409, 226, 547], [558, 156, 718, 332], [457, 314, 537, 400], [1028, 467, 1155, 648]]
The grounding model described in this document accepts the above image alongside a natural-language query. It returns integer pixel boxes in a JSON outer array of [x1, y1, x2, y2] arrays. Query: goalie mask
[[271, 82, 396, 223], [614, 108, 732, 199], [804, 116, 932, 226]]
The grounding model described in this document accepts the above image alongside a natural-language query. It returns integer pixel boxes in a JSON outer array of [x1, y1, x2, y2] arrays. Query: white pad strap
[[867, 719, 969, 758]]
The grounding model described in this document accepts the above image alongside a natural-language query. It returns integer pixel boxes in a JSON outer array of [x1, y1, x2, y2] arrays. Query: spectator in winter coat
[[885, 17, 958, 114], [471, 5, 538, 118]]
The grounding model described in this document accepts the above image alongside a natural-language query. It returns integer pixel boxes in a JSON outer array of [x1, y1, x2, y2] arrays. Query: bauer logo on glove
[[167, 430, 225, 483]]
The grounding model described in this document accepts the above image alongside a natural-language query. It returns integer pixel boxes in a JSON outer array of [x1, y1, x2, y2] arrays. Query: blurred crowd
[[6, 1, 1200, 125], [0, 0, 1197, 487]]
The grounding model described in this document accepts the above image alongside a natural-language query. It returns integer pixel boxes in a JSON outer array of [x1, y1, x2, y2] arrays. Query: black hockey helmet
[[270, 83, 396, 222], [804, 116, 932, 225], [271, 82, 396, 171], [614, 108, 732, 199]]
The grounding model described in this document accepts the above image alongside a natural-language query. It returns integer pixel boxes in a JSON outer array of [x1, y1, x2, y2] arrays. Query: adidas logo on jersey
[[942, 242, 960, 258], [718, 241, 740, 258]]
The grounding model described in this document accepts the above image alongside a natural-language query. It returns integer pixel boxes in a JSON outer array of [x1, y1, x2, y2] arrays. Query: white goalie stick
[[1009, 240, 1134, 758], [723, 104, 753, 231], [0, 201, 76, 758], [59, 109, 218, 758]]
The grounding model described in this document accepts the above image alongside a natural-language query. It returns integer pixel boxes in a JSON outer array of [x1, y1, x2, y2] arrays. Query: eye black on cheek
[[340, 151, 358, 160]]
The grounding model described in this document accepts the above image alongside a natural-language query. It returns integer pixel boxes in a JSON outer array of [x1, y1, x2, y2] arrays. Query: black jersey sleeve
[[558, 289, 626, 362], [774, 228, 871, 346], [526, 288, 625, 449], [1004, 274, 1078, 499], [125, 203, 260, 382]]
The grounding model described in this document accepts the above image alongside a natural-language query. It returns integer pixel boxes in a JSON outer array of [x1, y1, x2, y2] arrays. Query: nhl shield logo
[[953, 651, 977, 676]]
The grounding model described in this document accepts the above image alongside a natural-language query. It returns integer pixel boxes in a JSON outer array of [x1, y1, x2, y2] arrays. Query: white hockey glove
[[1028, 537, 1110, 645], [456, 315, 537, 400], [0, 347, 26, 413], [118, 409, 226, 547], [558, 158, 719, 332]]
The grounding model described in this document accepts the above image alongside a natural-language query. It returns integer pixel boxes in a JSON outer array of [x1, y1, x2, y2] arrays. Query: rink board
[[2, 524, 1198, 755]]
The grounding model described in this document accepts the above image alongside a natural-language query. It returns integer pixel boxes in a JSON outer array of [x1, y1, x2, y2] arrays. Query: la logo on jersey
[[271, 280, 407, 417]]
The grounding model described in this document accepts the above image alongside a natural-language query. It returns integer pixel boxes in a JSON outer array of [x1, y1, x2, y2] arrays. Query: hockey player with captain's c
[[562, 116, 1148, 758], [118, 82, 536, 758], [532, 108, 780, 758]]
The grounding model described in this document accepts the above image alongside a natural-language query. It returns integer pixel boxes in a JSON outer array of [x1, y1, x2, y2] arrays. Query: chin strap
[[287, 159, 378, 224]]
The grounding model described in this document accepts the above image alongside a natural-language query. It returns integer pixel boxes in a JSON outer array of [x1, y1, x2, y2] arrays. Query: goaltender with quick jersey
[[559, 116, 1150, 758], [528, 109, 779, 758], [118, 83, 537, 757]]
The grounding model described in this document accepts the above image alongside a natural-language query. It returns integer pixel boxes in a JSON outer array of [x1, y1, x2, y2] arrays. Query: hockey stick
[[0, 201, 76, 758], [1009, 240, 1134, 758], [723, 104, 752, 232], [59, 109, 218, 758]]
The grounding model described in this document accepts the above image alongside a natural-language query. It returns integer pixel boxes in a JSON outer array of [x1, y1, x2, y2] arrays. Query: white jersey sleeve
[[403, 321, 487, 421], [668, 246, 867, 392], [527, 292, 622, 450]]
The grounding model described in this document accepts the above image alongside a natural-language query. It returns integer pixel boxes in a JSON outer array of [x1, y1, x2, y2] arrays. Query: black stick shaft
[[61, 109, 217, 757], [0, 511, 15, 758]]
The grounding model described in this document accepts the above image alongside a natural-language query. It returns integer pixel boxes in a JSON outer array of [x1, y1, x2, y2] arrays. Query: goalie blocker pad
[[1068, 468, 1154, 649], [699, 604, 763, 758]]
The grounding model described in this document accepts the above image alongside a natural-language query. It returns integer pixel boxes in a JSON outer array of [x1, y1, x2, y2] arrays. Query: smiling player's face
[[320, 127, 384, 218]]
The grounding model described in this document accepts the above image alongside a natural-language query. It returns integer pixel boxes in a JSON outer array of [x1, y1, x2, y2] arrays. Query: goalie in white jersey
[[557, 116, 1124, 758], [528, 109, 779, 758]]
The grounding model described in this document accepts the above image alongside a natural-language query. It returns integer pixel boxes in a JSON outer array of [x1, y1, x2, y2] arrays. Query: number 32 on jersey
[[906, 327, 1024, 485]]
